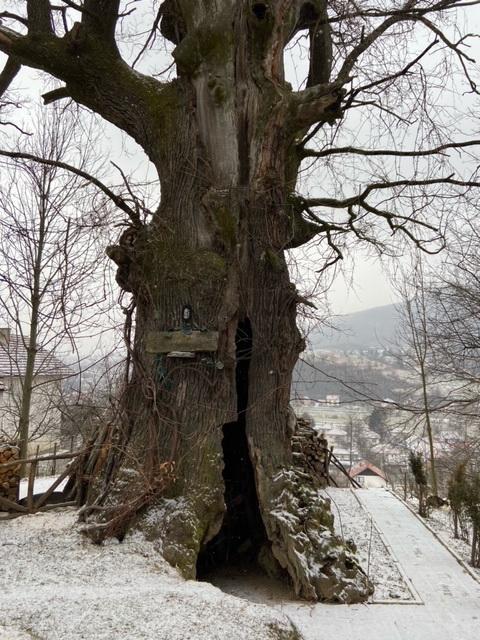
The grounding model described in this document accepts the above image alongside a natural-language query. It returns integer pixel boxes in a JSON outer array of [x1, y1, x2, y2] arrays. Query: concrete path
[[282, 489, 480, 640]]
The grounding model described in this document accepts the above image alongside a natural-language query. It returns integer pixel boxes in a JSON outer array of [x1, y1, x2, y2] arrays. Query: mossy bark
[[112, 3, 370, 601], [2, 0, 370, 602]]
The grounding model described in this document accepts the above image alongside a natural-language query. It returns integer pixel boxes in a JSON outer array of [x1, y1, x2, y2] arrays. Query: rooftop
[[349, 460, 387, 480], [0, 328, 70, 378]]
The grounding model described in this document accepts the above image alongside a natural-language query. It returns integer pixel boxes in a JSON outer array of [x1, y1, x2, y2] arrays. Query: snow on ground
[[324, 488, 414, 601], [18, 475, 68, 500], [0, 510, 297, 640], [211, 488, 413, 605], [282, 490, 480, 640], [2, 489, 480, 640], [0, 628, 32, 640], [405, 495, 480, 579]]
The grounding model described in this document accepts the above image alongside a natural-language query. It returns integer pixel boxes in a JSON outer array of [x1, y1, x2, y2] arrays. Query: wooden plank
[[0, 495, 29, 513], [0, 449, 85, 472], [34, 463, 75, 510], [40, 500, 76, 511], [146, 330, 219, 354]]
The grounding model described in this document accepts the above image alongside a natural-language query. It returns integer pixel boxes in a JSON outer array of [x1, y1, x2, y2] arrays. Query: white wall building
[[349, 460, 387, 488]]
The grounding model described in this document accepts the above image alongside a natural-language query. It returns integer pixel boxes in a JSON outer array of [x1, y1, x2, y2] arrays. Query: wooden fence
[[325, 446, 362, 488], [0, 449, 83, 515]]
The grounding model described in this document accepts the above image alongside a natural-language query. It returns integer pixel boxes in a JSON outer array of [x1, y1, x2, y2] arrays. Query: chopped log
[[0, 444, 20, 507], [0, 495, 29, 513]]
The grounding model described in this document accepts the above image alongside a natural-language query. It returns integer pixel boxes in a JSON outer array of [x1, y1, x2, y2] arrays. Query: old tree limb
[[1, 0, 480, 603]]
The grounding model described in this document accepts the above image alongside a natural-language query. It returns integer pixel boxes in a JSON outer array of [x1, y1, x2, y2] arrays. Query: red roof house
[[349, 460, 387, 488]]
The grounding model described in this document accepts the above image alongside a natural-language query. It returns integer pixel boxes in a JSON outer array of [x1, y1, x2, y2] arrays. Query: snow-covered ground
[[283, 490, 480, 640], [2, 489, 480, 640], [211, 488, 414, 606], [404, 494, 480, 579], [0, 511, 297, 640], [325, 488, 414, 601]]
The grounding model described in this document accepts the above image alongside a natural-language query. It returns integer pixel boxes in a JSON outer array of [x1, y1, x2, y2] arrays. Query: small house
[[349, 460, 387, 488], [0, 328, 70, 453]]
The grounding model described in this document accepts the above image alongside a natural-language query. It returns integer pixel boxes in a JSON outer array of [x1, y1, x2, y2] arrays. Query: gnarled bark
[[0, 0, 371, 602], [112, 3, 370, 601]]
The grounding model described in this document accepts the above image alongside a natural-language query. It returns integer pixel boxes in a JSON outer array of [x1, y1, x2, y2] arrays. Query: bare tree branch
[[301, 140, 480, 159], [42, 86, 71, 104], [292, 83, 346, 129], [304, 176, 480, 209], [0, 148, 140, 224], [0, 56, 21, 97], [0, 12, 28, 27], [132, 5, 163, 68], [82, 0, 121, 46], [27, 0, 53, 35]]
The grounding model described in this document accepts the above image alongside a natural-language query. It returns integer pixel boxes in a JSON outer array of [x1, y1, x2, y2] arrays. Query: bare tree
[[1, 0, 480, 602], [395, 259, 440, 498], [428, 215, 480, 411], [0, 104, 110, 465], [411, 213, 480, 478]]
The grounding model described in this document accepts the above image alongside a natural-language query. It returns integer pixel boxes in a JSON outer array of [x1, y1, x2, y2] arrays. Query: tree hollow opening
[[252, 3, 268, 20], [196, 319, 267, 578]]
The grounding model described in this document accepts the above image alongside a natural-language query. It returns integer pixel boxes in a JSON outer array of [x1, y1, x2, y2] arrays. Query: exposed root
[[81, 462, 175, 544]]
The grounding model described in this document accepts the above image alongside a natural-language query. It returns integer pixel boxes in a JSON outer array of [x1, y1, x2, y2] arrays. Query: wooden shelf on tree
[[146, 330, 219, 354]]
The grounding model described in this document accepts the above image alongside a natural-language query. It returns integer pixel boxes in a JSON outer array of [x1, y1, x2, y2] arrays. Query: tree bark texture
[[0, 0, 370, 602]]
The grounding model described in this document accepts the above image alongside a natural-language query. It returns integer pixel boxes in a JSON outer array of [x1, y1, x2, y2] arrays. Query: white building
[[349, 460, 387, 488], [0, 328, 70, 453]]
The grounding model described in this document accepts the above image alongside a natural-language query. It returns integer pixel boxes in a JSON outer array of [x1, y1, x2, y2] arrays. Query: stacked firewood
[[291, 417, 329, 487], [0, 444, 20, 505]]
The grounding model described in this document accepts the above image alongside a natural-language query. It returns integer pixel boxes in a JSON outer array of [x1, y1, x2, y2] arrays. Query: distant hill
[[308, 303, 401, 352]]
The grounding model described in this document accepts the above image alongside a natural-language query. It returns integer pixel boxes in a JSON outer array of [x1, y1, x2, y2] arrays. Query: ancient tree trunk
[[103, 2, 370, 602], [0, 0, 370, 602]]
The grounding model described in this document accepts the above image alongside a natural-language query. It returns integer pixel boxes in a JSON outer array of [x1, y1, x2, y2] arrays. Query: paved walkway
[[282, 489, 480, 640]]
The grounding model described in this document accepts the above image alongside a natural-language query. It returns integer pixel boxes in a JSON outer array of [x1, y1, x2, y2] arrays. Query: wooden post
[[52, 442, 57, 476], [27, 460, 37, 512], [326, 447, 332, 486], [35, 445, 40, 477], [0, 495, 29, 513]]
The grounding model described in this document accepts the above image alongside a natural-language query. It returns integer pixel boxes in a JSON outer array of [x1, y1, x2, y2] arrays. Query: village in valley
[[1, 2, 480, 640]]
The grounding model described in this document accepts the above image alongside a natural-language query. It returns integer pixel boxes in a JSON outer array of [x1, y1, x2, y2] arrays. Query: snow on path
[[325, 488, 414, 601], [2, 489, 480, 639], [0, 511, 296, 640], [281, 489, 480, 640]]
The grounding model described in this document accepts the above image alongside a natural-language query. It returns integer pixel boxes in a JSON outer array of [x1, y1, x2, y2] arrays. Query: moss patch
[[139, 239, 227, 284], [268, 622, 304, 640], [174, 21, 233, 76], [213, 206, 237, 247]]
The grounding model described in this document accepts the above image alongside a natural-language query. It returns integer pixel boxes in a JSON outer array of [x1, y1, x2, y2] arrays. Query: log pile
[[291, 417, 329, 487], [0, 444, 20, 507], [260, 414, 372, 602]]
